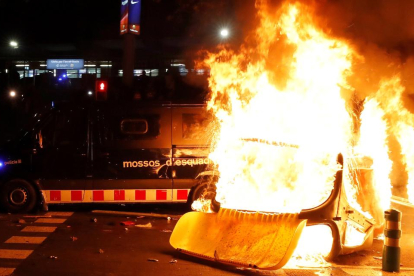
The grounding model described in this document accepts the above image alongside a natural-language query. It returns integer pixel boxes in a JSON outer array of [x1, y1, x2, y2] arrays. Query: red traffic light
[[96, 80, 108, 92], [95, 80, 108, 100]]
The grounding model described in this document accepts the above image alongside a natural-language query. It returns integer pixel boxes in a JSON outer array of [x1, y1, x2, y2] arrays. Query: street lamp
[[9, 91, 16, 98], [10, 41, 18, 49], [220, 28, 229, 38]]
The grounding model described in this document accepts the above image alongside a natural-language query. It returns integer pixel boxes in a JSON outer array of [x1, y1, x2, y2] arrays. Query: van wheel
[[189, 178, 219, 212], [0, 179, 38, 213]]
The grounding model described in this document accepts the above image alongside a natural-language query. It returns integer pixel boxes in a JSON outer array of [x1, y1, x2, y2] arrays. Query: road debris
[[124, 228, 129, 231], [169, 259, 177, 264], [24, 215, 52, 218], [135, 223, 152, 228], [92, 210, 181, 219], [147, 258, 158, 262], [373, 256, 382, 260], [161, 229, 172, 233], [121, 221, 135, 226], [91, 218, 98, 223], [49, 256, 58, 260], [99, 249, 104, 254], [70, 236, 78, 241], [136, 216, 144, 219]]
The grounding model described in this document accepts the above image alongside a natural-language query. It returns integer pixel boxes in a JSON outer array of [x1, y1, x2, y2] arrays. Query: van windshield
[[0, 107, 54, 148]]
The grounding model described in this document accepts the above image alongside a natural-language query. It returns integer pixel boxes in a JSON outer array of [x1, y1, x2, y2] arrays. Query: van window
[[120, 119, 148, 135], [98, 114, 160, 142], [39, 109, 87, 148]]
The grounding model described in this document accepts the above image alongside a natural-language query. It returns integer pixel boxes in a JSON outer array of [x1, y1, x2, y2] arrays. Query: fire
[[286, 225, 333, 268], [205, 2, 355, 213], [373, 77, 414, 205], [192, 0, 414, 266]]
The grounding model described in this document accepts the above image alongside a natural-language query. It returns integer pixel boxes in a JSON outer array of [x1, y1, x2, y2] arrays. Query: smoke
[[310, 0, 414, 196], [313, 0, 414, 55]]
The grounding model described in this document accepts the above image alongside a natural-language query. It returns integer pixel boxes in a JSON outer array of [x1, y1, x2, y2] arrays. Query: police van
[[0, 101, 217, 213]]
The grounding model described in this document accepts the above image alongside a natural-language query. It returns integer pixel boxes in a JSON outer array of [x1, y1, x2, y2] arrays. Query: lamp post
[[220, 28, 229, 38], [10, 41, 18, 49], [9, 40, 30, 80]]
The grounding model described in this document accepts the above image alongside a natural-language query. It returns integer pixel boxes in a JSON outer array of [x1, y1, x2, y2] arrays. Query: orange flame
[[205, 3, 356, 213], [193, 0, 414, 264]]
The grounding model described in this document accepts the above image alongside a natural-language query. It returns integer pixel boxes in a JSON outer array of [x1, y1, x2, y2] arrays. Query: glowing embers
[[191, 198, 214, 213], [286, 225, 333, 268], [344, 221, 367, 247], [212, 139, 338, 213]]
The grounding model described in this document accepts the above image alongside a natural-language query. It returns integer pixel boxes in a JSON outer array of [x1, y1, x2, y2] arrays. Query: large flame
[[205, 2, 356, 213]]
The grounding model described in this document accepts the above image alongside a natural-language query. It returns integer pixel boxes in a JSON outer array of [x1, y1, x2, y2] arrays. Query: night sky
[[0, 0, 241, 49], [1, 0, 414, 56]]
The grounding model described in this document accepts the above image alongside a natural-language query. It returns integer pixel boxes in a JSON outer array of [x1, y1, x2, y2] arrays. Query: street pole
[[122, 33, 136, 88]]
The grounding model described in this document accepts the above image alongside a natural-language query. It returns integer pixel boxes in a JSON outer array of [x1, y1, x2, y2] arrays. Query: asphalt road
[[0, 201, 413, 276]]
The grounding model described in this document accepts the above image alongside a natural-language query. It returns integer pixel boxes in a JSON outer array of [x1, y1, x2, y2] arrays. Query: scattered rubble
[[120, 221, 135, 226], [169, 259, 177, 264], [70, 236, 78, 241], [99, 249, 104, 254], [91, 218, 98, 223], [161, 229, 172, 233], [49, 256, 58, 260], [147, 258, 158, 262], [92, 210, 181, 219], [135, 223, 152, 228]]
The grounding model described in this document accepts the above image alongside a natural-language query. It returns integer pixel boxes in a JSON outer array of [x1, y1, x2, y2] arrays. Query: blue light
[[62, 74, 67, 78], [0, 162, 3, 168], [58, 78, 62, 81]]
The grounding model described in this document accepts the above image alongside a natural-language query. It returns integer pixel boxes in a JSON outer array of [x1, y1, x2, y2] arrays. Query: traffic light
[[95, 80, 108, 101]]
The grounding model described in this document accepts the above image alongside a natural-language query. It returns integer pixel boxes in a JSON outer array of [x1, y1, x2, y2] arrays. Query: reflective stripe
[[385, 237, 400, 247], [386, 221, 401, 230], [174, 189, 189, 201], [44, 189, 190, 203]]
